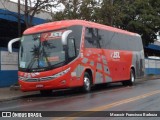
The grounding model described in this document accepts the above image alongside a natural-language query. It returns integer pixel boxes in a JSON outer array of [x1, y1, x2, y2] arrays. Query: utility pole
[[25, 0, 28, 28], [18, 0, 21, 37]]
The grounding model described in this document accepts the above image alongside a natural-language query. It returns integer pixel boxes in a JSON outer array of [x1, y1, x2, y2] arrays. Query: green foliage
[[117, 0, 160, 46], [54, 0, 81, 20], [54, 0, 160, 46]]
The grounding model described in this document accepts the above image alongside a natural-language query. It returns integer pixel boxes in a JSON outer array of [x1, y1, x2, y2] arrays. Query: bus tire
[[122, 69, 135, 86], [83, 72, 91, 93], [40, 90, 52, 95]]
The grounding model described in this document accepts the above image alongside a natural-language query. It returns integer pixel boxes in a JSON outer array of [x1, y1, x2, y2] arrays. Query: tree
[[94, 0, 124, 26], [53, 0, 82, 20], [114, 0, 160, 45], [21, 0, 62, 28], [0, 0, 62, 28], [53, 0, 100, 21], [79, 0, 100, 21], [54, 0, 160, 46]]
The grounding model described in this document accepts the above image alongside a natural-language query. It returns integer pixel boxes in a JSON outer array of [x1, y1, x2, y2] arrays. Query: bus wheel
[[83, 72, 91, 92], [130, 69, 135, 85], [40, 90, 52, 95], [122, 69, 135, 86]]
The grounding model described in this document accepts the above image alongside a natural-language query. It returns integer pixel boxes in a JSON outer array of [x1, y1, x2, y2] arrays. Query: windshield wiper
[[26, 57, 36, 72]]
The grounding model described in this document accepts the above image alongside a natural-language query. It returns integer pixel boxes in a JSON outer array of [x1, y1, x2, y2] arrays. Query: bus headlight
[[52, 68, 71, 78], [18, 68, 71, 82]]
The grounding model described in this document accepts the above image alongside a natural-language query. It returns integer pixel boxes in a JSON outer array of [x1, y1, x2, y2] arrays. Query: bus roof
[[24, 20, 139, 36]]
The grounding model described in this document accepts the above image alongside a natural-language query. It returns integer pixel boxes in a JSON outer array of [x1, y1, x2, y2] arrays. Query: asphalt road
[[1, 79, 160, 120]]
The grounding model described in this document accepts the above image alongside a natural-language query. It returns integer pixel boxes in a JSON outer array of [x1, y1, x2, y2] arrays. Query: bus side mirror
[[62, 30, 72, 45], [8, 38, 20, 53]]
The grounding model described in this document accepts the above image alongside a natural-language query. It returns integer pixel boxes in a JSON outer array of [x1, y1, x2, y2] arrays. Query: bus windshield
[[19, 30, 66, 72], [19, 26, 82, 72]]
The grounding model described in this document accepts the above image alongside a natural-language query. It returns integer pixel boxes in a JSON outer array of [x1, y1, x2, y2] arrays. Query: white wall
[[0, 50, 18, 70]]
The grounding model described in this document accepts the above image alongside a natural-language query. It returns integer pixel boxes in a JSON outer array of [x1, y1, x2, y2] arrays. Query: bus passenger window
[[85, 27, 100, 48]]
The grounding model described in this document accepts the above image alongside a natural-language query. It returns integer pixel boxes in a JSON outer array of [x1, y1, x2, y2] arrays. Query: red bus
[[8, 20, 145, 94]]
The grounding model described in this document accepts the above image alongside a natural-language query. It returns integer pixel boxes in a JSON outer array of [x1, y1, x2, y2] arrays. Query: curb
[[10, 85, 20, 91], [0, 96, 23, 103], [143, 76, 160, 81]]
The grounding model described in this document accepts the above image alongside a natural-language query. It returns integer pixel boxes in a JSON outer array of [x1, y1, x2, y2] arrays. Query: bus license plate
[[36, 84, 44, 88]]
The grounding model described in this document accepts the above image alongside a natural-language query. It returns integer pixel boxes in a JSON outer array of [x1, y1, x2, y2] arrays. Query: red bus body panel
[[19, 20, 144, 92]]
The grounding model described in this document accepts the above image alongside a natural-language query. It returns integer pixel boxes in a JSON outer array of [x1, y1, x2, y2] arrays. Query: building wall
[[0, 47, 18, 87], [145, 58, 160, 75]]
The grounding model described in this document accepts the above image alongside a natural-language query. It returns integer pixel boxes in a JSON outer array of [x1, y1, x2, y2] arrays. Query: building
[[0, 0, 52, 47], [145, 41, 160, 75], [0, 0, 52, 87]]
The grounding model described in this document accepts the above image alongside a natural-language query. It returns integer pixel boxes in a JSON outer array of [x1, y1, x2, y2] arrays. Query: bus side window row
[[85, 27, 143, 51]]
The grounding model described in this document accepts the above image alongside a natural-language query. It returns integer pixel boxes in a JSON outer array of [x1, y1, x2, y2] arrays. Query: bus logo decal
[[111, 52, 120, 59]]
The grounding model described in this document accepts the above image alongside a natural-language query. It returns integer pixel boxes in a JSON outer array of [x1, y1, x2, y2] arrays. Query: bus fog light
[[61, 80, 66, 85]]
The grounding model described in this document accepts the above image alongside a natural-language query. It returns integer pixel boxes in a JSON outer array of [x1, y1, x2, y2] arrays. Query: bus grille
[[18, 76, 55, 82]]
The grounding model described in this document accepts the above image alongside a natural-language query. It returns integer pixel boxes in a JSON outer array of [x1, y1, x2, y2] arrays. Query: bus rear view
[[8, 20, 144, 94]]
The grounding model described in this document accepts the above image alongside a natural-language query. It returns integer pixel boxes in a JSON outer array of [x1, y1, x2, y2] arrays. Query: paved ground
[[0, 87, 39, 102], [1, 77, 160, 120], [0, 75, 159, 102]]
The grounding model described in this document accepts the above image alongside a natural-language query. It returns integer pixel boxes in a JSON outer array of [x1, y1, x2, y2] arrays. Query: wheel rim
[[131, 71, 135, 83], [84, 77, 90, 91]]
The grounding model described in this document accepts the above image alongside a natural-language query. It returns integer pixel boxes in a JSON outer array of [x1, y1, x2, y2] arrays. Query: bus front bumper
[[19, 78, 69, 92]]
